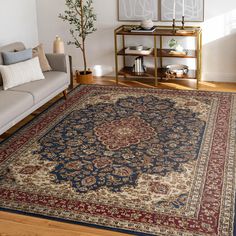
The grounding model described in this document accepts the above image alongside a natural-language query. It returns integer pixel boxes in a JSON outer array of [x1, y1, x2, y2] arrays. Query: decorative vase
[[141, 19, 154, 30], [76, 70, 93, 84], [175, 44, 184, 52], [53, 36, 65, 54]]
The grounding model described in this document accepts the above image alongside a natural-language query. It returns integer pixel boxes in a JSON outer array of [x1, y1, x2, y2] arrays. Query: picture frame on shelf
[[160, 0, 204, 22], [118, 0, 158, 21]]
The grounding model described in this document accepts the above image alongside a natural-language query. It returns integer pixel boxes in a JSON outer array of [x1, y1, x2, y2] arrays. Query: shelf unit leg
[[160, 36, 163, 81], [200, 31, 203, 85], [114, 30, 119, 85], [122, 35, 126, 68], [154, 35, 158, 87], [196, 30, 203, 90]]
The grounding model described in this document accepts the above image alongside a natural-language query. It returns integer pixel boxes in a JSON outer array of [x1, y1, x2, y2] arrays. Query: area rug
[[0, 85, 236, 236]]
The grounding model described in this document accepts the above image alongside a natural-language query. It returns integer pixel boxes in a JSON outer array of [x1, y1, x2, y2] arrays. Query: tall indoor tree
[[59, 0, 97, 76]]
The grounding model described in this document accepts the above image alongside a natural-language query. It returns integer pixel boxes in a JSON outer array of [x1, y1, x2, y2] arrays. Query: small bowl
[[136, 45, 143, 51]]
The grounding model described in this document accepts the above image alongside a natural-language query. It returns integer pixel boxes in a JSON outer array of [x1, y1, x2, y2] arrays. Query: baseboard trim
[[202, 72, 236, 82], [94, 75, 236, 83]]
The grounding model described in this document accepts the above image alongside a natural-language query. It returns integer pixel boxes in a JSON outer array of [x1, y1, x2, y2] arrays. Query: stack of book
[[133, 57, 146, 74]]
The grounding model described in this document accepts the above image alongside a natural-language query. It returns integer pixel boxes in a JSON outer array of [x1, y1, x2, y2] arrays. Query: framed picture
[[118, 0, 158, 22], [161, 0, 204, 22]]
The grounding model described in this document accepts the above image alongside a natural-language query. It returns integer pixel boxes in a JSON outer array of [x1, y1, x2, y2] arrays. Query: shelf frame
[[154, 35, 158, 86], [114, 25, 202, 89], [119, 67, 196, 80]]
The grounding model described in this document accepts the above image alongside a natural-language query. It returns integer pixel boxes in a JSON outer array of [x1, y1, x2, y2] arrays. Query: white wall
[[0, 0, 38, 47], [36, 0, 118, 76], [36, 0, 236, 82], [202, 1, 236, 82]]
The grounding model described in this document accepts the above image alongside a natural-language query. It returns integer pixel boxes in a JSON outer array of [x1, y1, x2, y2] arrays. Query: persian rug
[[0, 85, 236, 236]]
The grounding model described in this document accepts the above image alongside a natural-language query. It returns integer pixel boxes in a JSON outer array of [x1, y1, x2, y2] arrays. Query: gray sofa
[[0, 42, 70, 135]]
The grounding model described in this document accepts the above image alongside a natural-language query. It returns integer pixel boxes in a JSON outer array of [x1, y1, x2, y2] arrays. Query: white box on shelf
[[125, 46, 153, 55]]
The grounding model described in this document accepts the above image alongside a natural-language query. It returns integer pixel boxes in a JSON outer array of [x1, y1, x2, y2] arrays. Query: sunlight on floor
[[160, 82, 194, 90], [128, 81, 156, 88], [200, 82, 217, 88]]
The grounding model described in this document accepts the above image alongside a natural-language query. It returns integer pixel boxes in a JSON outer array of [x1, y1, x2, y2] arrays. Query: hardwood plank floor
[[1, 77, 236, 236], [0, 211, 130, 236]]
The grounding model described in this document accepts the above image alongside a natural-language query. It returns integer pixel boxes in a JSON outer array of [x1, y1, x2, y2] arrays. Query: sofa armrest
[[46, 54, 69, 73]]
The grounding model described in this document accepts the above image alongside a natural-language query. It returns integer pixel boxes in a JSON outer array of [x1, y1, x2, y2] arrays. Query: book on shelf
[[130, 26, 156, 33], [132, 57, 146, 74], [125, 46, 153, 55]]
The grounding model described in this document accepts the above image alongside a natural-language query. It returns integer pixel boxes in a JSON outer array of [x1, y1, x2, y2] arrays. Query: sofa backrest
[[0, 42, 26, 86]]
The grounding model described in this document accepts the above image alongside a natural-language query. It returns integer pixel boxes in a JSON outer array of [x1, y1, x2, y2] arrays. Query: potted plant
[[59, 0, 97, 84]]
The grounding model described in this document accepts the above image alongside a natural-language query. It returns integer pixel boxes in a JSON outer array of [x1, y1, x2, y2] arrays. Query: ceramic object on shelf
[[53, 36, 65, 54], [136, 45, 143, 51], [141, 19, 154, 30], [175, 44, 184, 52]]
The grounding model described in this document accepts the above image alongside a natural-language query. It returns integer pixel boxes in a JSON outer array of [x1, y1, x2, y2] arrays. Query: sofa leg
[[63, 90, 67, 100]]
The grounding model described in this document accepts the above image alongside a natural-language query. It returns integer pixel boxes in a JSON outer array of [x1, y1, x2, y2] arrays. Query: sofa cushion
[[33, 44, 52, 72], [0, 42, 26, 86], [0, 90, 34, 128], [9, 71, 68, 104], [2, 48, 32, 65], [0, 57, 45, 90]]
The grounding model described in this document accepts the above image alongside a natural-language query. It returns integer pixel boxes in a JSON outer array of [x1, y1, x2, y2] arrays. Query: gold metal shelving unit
[[114, 25, 202, 89]]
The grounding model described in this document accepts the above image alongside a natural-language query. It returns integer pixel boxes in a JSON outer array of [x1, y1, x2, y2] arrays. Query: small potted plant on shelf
[[59, 0, 97, 84]]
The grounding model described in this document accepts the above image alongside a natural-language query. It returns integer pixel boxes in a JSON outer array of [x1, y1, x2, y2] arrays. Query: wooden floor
[[1, 77, 236, 236]]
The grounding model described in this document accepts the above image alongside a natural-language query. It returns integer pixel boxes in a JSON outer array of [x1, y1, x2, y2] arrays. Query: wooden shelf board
[[117, 48, 196, 58], [117, 49, 154, 57], [119, 67, 155, 78], [118, 67, 196, 80], [157, 49, 196, 58], [116, 26, 200, 37]]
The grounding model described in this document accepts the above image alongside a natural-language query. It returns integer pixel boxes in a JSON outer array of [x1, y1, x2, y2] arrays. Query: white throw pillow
[[0, 57, 45, 90]]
